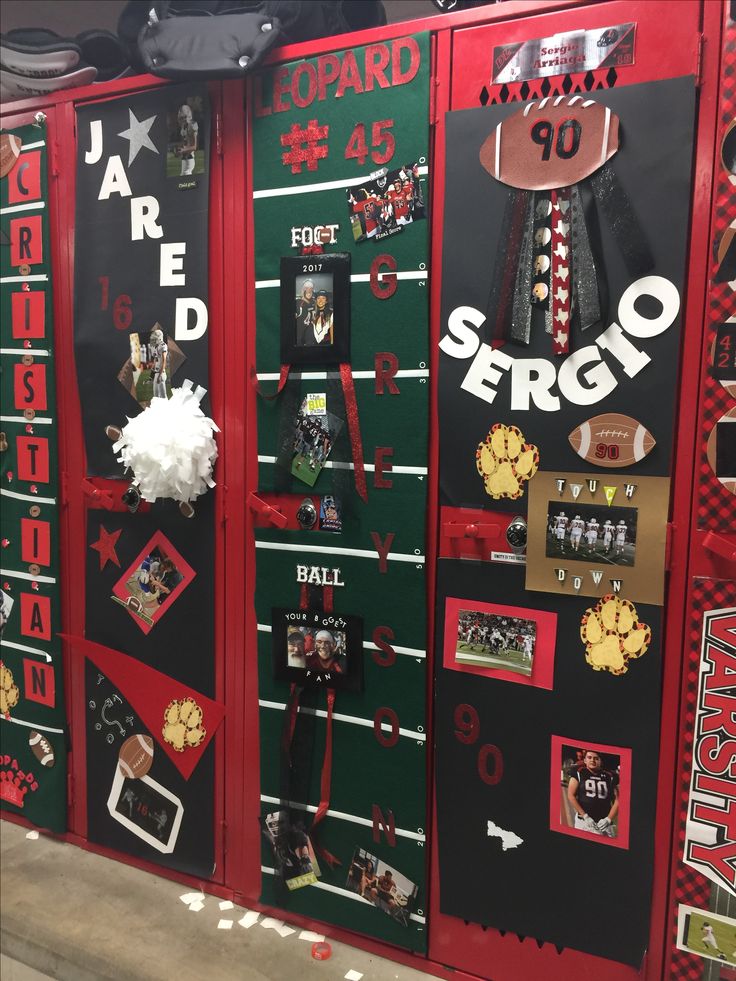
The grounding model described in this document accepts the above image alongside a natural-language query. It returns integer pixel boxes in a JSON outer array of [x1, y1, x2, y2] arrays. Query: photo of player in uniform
[[545, 501, 638, 566], [111, 532, 194, 633], [278, 398, 343, 489], [166, 98, 206, 181], [346, 161, 426, 243], [117, 324, 185, 409], [455, 608, 536, 677], [294, 272, 334, 347], [677, 905, 736, 967], [260, 810, 320, 891], [553, 738, 630, 848], [346, 847, 419, 927], [0, 589, 14, 636]]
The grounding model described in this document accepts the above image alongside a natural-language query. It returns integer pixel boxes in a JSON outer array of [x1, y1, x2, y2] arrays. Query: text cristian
[[439, 276, 680, 411]]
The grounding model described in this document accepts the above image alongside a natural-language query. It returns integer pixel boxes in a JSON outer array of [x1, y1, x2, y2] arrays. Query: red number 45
[[345, 120, 395, 166]]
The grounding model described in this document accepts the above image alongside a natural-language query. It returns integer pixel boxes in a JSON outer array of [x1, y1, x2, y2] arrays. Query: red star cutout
[[90, 525, 122, 570]]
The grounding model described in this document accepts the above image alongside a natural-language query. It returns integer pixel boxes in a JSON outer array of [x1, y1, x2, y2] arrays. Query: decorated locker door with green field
[[249, 33, 431, 950]]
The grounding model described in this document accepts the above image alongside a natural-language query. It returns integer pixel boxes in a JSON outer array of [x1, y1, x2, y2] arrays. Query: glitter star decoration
[[90, 525, 122, 570]]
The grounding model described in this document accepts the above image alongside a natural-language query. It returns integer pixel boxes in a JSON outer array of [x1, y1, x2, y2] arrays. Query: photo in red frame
[[443, 596, 557, 690], [111, 532, 195, 635], [550, 735, 632, 850]]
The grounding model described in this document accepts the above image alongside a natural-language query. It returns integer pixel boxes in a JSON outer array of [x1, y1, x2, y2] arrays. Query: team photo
[[545, 501, 638, 567], [455, 608, 536, 677]]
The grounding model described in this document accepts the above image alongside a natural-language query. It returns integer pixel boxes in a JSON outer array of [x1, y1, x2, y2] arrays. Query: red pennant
[[251, 363, 290, 400], [61, 635, 225, 780]]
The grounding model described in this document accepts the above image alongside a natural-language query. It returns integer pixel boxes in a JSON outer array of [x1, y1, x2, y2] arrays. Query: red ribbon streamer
[[310, 688, 341, 868], [251, 363, 290, 400], [339, 362, 367, 502]]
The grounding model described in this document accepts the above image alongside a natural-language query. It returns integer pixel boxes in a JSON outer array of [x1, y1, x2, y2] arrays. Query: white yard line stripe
[[256, 369, 428, 382], [2, 715, 64, 735], [0, 201, 45, 215], [0, 415, 53, 425], [0, 274, 47, 284], [256, 623, 426, 659], [0, 568, 56, 584], [260, 866, 426, 924], [256, 270, 426, 289], [0, 639, 52, 663], [0, 348, 50, 356], [259, 699, 426, 742], [21, 140, 46, 151], [260, 794, 425, 841], [255, 540, 424, 563], [254, 165, 428, 199], [1, 488, 56, 505], [256, 455, 427, 475]]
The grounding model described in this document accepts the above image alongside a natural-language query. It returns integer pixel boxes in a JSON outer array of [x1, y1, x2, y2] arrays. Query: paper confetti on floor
[[219, 900, 234, 911], [217, 919, 234, 930], [299, 930, 326, 942], [345, 971, 364, 981], [238, 910, 260, 929], [25, 831, 39, 840]]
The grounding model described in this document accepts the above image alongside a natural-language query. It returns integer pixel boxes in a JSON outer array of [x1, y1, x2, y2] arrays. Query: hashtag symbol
[[280, 119, 329, 174]]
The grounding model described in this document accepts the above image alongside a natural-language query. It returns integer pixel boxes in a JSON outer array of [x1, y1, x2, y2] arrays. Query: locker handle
[[442, 521, 501, 541], [703, 531, 736, 564], [248, 493, 288, 529]]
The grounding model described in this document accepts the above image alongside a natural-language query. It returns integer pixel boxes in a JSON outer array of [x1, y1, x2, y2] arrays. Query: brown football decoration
[[568, 413, 655, 468], [118, 733, 154, 779], [480, 97, 620, 191], [0, 133, 22, 179], [28, 730, 55, 767], [706, 407, 736, 496]]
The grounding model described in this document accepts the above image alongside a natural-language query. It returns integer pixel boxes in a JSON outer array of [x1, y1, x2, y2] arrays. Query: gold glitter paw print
[[162, 698, 206, 752], [476, 423, 539, 500], [580, 595, 651, 675], [0, 662, 20, 717]]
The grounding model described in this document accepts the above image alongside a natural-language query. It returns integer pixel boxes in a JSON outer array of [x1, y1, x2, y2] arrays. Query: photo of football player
[[111, 532, 192, 631], [556, 741, 626, 846], [260, 810, 319, 890], [569, 514, 585, 552], [0, 589, 14, 637], [346, 161, 426, 243], [677, 906, 736, 966], [166, 99, 206, 180]]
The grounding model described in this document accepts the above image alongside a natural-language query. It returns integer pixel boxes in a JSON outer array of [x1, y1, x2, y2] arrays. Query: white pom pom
[[112, 380, 219, 504]]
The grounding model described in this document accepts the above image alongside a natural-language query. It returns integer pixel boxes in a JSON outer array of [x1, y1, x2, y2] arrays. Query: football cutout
[[479, 96, 620, 191], [0, 133, 22, 179], [118, 733, 154, 779], [28, 730, 55, 768], [569, 413, 656, 468]]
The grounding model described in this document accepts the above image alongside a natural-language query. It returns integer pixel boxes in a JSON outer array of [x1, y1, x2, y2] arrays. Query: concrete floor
[[1, 821, 435, 981]]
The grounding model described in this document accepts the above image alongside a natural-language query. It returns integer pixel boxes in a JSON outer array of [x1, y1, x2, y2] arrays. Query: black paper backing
[[433, 559, 662, 966]]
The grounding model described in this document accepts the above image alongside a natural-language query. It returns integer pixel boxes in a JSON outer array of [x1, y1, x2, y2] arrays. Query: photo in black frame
[[280, 253, 351, 365], [272, 608, 363, 691]]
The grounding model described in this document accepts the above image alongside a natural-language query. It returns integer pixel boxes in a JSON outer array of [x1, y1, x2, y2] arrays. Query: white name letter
[[85, 120, 103, 165], [439, 306, 484, 360], [98, 156, 131, 200], [460, 344, 513, 405], [558, 346, 617, 405], [131, 196, 163, 241], [174, 298, 208, 341], [160, 242, 186, 286], [510, 358, 560, 411]]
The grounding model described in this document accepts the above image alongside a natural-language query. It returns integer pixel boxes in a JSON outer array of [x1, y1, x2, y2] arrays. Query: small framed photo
[[117, 323, 186, 408], [272, 608, 363, 691], [444, 597, 556, 690], [546, 501, 638, 568], [260, 810, 321, 891], [111, 531, 195, 635], [280, 253, 351, 364], [676, 904, 736, 967], [107, 766, 183, 854], [166, 96, 206, 187], [346, 847, 419, 927], [550, 736, 631, 849]]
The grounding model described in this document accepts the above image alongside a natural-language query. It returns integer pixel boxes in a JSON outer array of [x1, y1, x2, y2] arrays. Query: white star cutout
[[554, 329, 568, 346], [555, 309, 569, 325], [554, 286, 569, 303], [118, 109, 159, 165], [556, 266, 569, 281], [554, 220, 570, 237], [553, 243, 568, 259]]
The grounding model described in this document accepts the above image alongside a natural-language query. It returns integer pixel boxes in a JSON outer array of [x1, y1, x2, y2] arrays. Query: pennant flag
[[61, 635, 225, 780], [556, 478, 566, 495], [625, 483, 637, 499], [604, 486, 617, 506], [555, 568, 567, 583], [570, 483, 582, 500], [590, 570, 603, 585], [572, 576, 582, 593], [610, 579, 623, 594], [588, 479, 598, 494]]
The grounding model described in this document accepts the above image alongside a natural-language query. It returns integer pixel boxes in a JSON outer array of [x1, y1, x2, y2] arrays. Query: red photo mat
[[443, 596, 557, 690], [111, 531, 195, 635], [549, 735, 632, 850]]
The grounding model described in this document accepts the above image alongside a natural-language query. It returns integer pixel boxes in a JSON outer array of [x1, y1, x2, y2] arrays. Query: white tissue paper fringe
[[113, 380, 219, 504]]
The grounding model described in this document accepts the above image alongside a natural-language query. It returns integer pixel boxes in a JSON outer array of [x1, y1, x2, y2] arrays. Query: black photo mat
[[280, 253, 351, 364], [272, 607, 364, 691]]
